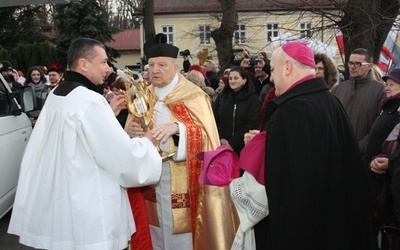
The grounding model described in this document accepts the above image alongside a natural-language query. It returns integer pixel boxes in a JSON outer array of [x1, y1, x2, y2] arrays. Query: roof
[[0, 0, 78, 7], [150, 0, 336, 14], [106, 29, 141, 51]]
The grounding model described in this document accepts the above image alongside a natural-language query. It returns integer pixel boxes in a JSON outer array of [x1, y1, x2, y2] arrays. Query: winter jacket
[[213, 80, 260, 155]]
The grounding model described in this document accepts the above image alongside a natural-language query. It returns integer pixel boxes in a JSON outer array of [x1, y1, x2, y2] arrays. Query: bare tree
[[119, 0, 155, 43], [210, 0, 238, 70], [339, 0, 399, 69], [267, 0, 400, 76]]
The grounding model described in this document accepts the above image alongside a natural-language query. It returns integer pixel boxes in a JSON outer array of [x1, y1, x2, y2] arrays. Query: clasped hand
[[244, 129, 260, 145], [126, 122, 179, 145], [370, 157, 389, 174]]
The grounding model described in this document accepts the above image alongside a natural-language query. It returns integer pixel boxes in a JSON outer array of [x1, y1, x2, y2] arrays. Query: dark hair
[[229, 66, 249, 79], [25, 66, 47, 85], [258, 52, 268, 60], [351, 48, 372, 63], [314, 56, 328, 79], [68, 38, 105, 70], [225, 66, 254, 92]]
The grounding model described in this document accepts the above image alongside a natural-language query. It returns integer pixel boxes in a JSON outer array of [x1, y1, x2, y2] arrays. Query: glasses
[[347, 62, 370, 68]]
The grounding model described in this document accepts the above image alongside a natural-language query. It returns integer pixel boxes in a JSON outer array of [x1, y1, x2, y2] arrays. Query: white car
[[0, 75, 35, 219]]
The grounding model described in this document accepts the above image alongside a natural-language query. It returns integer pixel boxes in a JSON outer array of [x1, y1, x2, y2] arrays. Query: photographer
[[180, 49, 191, 73]]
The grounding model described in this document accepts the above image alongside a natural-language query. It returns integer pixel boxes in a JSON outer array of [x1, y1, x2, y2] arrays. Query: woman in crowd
[[25, 66, 50, 125], [364, 68, 400, 249], [314, 52, 339, 89], [213, 66, 259, 156], [212, 75, 228, 103], [25, 66, 49, 108]]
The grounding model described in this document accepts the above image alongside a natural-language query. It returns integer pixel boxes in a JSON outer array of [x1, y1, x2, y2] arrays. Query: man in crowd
[[47, 63, 64, 89], [0, 60, 21, 91], [0, 60, 13, 77], [254, 57, 272, 102], [126, 33, 237, 250], [8, 37, 162, 250], [331, 48, 385, 155], [255, 42, 376, 249], [202, 59, 220, 90]]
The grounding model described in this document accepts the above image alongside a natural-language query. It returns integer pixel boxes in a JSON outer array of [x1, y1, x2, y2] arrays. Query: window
[[234, 23, 247, 44], [161, 25, 174, 44], [266, 22, 279, 42], [0, 86, 10, 116], [199, 24, 212, 45], [299, 22, 313, 38]]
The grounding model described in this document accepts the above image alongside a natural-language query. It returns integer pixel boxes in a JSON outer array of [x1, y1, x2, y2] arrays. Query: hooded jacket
[[213, 77, 260, 155]]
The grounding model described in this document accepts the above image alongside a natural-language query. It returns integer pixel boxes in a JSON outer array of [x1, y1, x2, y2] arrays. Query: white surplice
[[8, 86, 162, 250]]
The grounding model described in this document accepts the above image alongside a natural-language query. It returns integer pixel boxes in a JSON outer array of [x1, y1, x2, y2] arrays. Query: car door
[[0, 84, 32, 219]]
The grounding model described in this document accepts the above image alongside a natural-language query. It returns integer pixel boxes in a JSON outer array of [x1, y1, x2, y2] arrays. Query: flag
[[393, 32, 400, 69], [379, 31, 397, 74], [379, 46, 394, 73], [334, 26, 345, 55]]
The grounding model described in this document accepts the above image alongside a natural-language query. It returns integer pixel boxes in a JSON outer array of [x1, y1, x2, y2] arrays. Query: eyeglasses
[[347, 62, 370, 68]]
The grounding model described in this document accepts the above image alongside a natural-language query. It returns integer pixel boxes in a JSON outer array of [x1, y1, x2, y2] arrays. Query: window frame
[[299, 21, 313, 38], [161, 25, 175, 44], [198, 24, 212, 45], [266, 22, 280, 42], [234, 23, 247, 45]]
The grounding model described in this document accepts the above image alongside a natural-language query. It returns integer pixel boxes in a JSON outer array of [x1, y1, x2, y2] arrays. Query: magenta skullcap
[[281, 42, 315, 67]]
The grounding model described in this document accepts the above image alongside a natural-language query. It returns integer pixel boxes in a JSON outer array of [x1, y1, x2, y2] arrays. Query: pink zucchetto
[[282, 42, 315, 67]]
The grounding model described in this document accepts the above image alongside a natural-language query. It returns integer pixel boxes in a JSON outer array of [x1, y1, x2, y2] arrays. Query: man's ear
[[284, 60, 292, 76], [78, 58, 88, 72]]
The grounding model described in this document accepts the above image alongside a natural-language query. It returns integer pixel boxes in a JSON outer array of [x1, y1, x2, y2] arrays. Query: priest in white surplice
[[7, 38, 162, 250], [125, 34, 238, 250]]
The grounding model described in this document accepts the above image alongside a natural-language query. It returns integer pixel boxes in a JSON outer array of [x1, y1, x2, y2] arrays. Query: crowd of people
[[0, 60, 64, 125], [6, 35, 400, 250]]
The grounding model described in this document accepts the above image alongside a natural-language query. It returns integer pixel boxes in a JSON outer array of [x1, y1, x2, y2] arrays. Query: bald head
[[270, 46, 316, 96]]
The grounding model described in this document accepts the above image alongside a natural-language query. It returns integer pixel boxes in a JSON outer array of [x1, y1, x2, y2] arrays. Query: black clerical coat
[[255, 77, 377, 250]]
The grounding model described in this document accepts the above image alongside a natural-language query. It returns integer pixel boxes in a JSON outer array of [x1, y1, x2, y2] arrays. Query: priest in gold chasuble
[[125, 33, 238, 250]]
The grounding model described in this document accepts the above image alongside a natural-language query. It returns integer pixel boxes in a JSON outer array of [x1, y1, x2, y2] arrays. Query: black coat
[[364, 96, 400, 165], [206, 71, 220, 90], [213, 81, 259, 155], [256, 77, 376, 250], [364, 96, 400, 212]]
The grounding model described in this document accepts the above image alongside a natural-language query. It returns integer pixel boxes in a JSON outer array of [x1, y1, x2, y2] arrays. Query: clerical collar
[[154, 73, 179, 100], [63, 71, 100, 93], [54, 71, 100, 96]]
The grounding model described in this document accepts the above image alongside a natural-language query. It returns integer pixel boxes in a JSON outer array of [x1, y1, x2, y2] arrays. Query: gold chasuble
[[127, 74, 238, 250]]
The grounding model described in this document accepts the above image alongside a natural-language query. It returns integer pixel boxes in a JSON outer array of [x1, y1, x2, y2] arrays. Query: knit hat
[[144, 33, 179, 59], [0, 60, 13, 71], [47, 63, 63, 74], [383, 68, 400, 83], [282, 42, 315, 67]]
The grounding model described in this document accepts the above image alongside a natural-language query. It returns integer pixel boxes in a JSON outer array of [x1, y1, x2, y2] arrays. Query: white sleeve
[[173, 122, 187, 161], [79, 96, 162, 187]]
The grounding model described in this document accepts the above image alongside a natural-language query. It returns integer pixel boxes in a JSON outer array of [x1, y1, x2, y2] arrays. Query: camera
[[179, 49, 191, 56], [3, 74, 14, 83], [249, 59, 260, 66]]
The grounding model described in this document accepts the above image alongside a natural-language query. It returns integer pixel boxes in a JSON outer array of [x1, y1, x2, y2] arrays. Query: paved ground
[[0, 210, 36, 250]]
